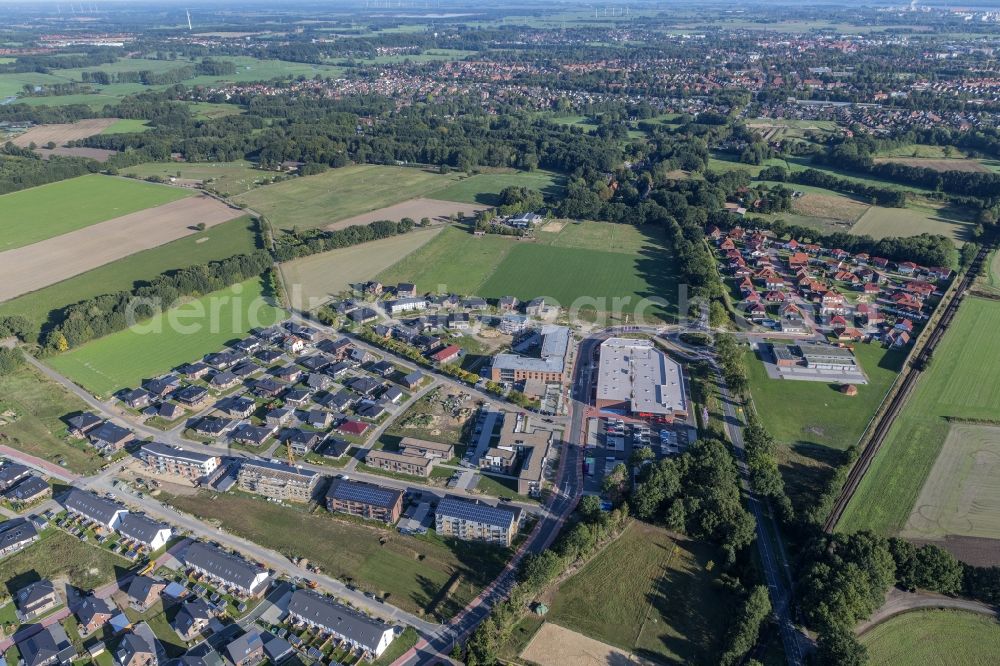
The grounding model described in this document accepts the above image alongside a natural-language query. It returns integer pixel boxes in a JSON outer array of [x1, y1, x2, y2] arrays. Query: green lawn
[[478, 243, 676, 319], [851, 201, 975, 244], [234, 164, 459, 231], [376, 223, 678, 319], [861, 610, 1000, 666], [0, 529, 129, 591], [747, 343, 905, 509], [0, 174, 191, 251], [431, 170, 566, 206], [538, 220, 666, 254], [0, 364, 107, 474], [840, 297, 1000, 535], [48, 277, 285, 397], [0, 215, 259, 331], [100, 119, 151, 134], [546, 521, 733, 664], [163, 491, 508, 621], [374, 226, 515, 295]]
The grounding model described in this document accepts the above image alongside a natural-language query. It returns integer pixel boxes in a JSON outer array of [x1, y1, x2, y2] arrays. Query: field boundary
[[828, 246, 989, 532]]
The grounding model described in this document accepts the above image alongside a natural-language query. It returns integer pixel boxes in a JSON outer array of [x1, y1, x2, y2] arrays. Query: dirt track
[[12, 118, 118, 148], [324, 197, 489, 232], [0, 195, 243, 302], [856, 587, 995, 635]]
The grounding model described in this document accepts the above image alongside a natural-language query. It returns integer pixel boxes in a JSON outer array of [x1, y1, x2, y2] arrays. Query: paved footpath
[[0, 445, 81, 484]]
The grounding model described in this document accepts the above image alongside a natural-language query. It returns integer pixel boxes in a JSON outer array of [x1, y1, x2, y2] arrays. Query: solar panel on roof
[[436, 497, 516, 530]]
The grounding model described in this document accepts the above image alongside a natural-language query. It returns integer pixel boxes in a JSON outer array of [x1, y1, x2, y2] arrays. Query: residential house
[[62, 489, 127, 530], [16, 579, 59, 620], [286, 590, 396, 658], [209, 372, 239, 391], [184, 542, 270, 597], [325, 479, 404, 524], [157, 403, 185, 421], [76, 596, 115, 637], [4, 475, 51, 505], [67, 412, 103, 438], [230, 425, 275, 448], [237, 460, 318, 503], [172, 597, 214, 642], [0, 462, 30, 491], [0, 518, 39, 557], [127, 576, 165, 612], [115, 626, 158, 666], [89, 421, 133, 454], [120, 389, 153, 410], [17, 624, 75, 666], [435, 497, 520, 547], [118, 513, 172, 551], [400, 371, 425, 389], [225, 396, 257, 419], [431, 345, 462, 365], [224, 631, 264, 666], [364, 450, 431, 477], [398, 438, 454, 460], [139, 442, 220, 481], [193, 417, 233, 439]]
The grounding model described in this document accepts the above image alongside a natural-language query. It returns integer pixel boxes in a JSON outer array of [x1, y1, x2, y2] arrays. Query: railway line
[[824, 246, 990, 532]]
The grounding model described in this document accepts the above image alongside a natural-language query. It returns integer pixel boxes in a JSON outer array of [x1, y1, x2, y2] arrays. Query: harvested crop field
[[520, 623, 636, 666], [900, 423, 1000, 557], [0, 194, 243, 302], [792, 191, 869, 226], [280, 226, 443, 309], [325, 198, 489, 231], [34, 146, 117, 161], [11, 118, 119, 147], [875, 157, 991, 173]]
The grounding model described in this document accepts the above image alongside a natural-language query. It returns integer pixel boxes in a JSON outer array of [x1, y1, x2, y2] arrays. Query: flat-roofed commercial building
[[596, 338, 688, 422], [139, 442, 221, 481], [435, 497, 520, 546], [325, 479, 404, 524], [237, 459, 318, 503], [796, 342, 859, 370], [364, 450, 432, 477], [490, 325, 569, 384]]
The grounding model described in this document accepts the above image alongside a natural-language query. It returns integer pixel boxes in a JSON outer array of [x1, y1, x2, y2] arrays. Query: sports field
[[851, 202, 975, 244], [47, 278, 285, 397], [747, 343, 905, 508], [861, 610, 1000, 666], [0, 216, 259, 331], [840, 297, 1000, 539], [374, 222, 677, 319], [234, 165, 460, 231], [431, 169, 566, 206], [544, 521, 733, 664], [0, 174, 191, 251], [901, 423, 1000, 542], [280, 227, 444, 308]]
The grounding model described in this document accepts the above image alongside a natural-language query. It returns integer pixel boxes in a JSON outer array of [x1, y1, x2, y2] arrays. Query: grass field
[[431, 170, 566, 206], [0, 216, 259, 330], [0, 364, 107, 474], [376, 222, 677, 319], [851, 202, 975, 244], [0, 174, 191, 251], [122, 161, 269, 196], [0, 529, 128, 591], [100, 118, 150, 134], [164, 491, 508, 621], [47, 278, 285, 397], [747, 343, 906, 506], [861, 610, 1000, 666], [840, 297, 1000, 536], [280, 227, 443, 308], [234, 165, 459, 231], [900, 423, 1000, 541], [545, 521, 733, 664]]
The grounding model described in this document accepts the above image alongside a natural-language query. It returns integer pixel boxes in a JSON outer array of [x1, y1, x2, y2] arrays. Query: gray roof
[[67, 412, 102, 431], [62, 488, 126, 525], [492, 325, 569, 375], [16, 579, 55, 608], [141, 442, 218, 466], [118, 513, 170, 546], [326, 479, 402, 510], [436, 497, 517, 531], [0, 518, 37, 551], [76, 595, 114, 626], [90, 421, 132, 444], [224, 631, 263, 664], [287, 589, 393, 652], [127, 576, 162, 604], [0, 462, 30, 489], [4, 475, 48, 502], [172, 597, 213, 636], [18, 623, 72, 666], [179, 643, 224, 666], [117, 629, 156, 665], [184, 542, 267, 592]]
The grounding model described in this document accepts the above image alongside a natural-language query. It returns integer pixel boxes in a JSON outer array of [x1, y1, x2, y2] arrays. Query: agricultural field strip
[[0, 195, 243, 303]]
